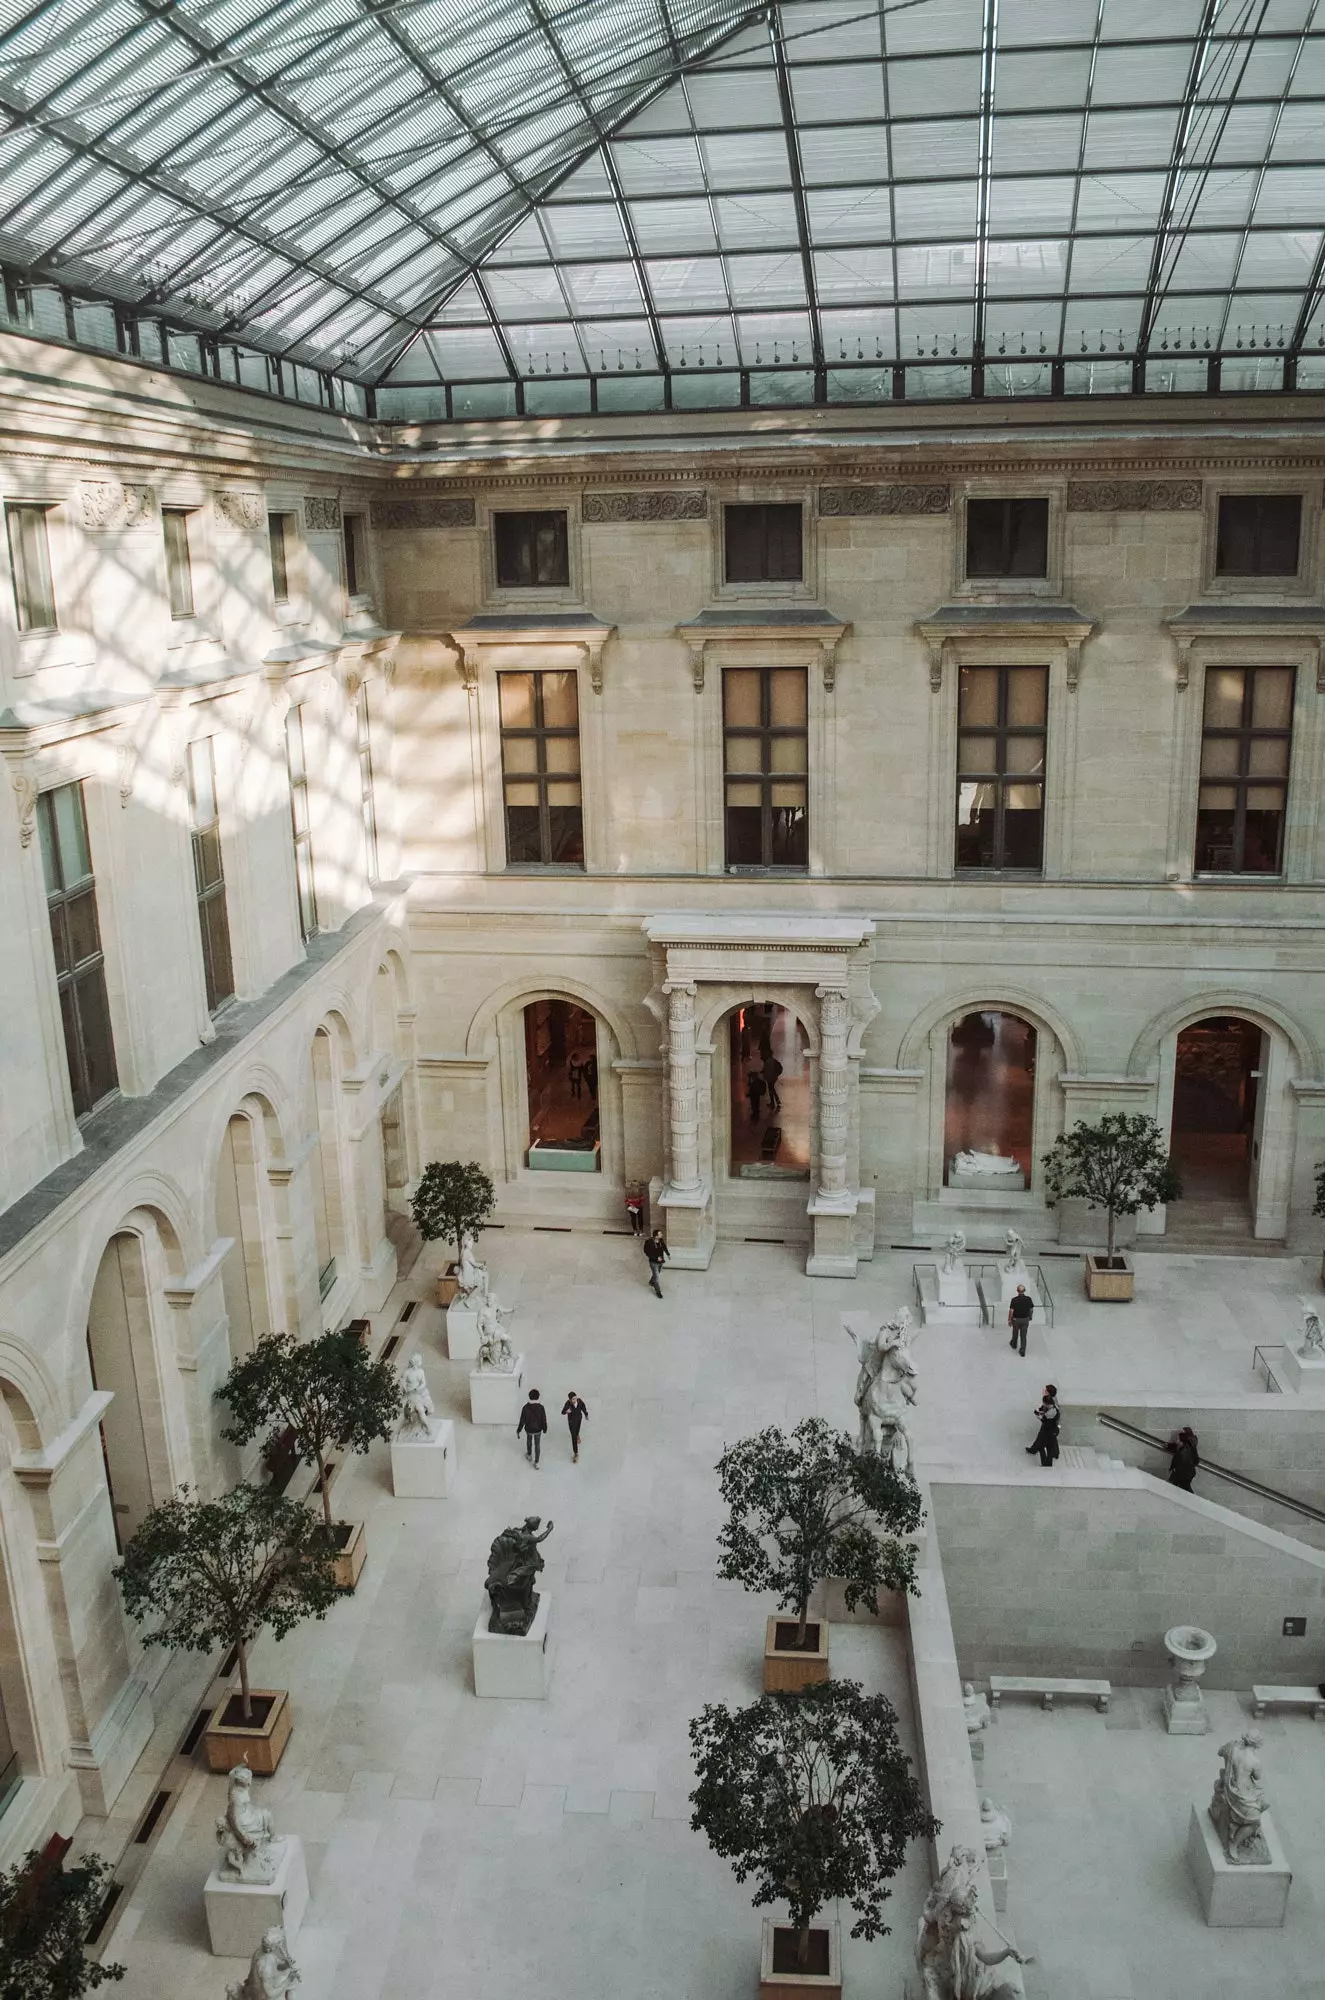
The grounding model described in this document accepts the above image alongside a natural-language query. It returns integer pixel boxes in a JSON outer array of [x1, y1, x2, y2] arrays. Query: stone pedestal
[[938, 1263, 969, 1306], [657, 1179, 715, 1269], [1186, 1804, 1290, 1927], [1278, 1343, 1325, 1395], [947, 1164, 1025, 1192], [1164, 1685, 1211, 1735], [472, 1591, 551, 1698], [468, 1358, 525, 1426], [917, 1265, 982, 1326], [806, 1193, 861, 1279], [1164, 1624, 1216, 1733], [988, 1851, 1007, 1912], [204, 1836, 309, 1957], [446, 1302, 480, 1360], [999, 1264, 1037, 1305], [390, 1419, 455, 1497]]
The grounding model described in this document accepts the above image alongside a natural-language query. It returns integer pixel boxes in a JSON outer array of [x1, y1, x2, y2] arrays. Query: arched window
[[86, 1234, 156, 1549], [944, 1012, 1037, 1188], [524, 1000, 600, 1170], [1171, 1016, 1263, 1205]]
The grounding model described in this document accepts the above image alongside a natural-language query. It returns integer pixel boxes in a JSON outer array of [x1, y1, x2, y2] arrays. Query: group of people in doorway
[[516, 1388, 589, 1466], [738, 1005, 783, 1125]]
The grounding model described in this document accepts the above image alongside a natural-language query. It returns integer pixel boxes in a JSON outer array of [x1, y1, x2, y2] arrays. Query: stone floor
[[85, 1232, 1322, 2000]]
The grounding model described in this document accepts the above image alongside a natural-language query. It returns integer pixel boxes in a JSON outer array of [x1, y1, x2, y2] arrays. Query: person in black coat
[[644, 1229, 669, 1297], [561, 1391, 589, 1463], [1165, 1426, 1200, 1491], [1025, 1384, 1060, 1466], [517, 1388, 548, 1467]]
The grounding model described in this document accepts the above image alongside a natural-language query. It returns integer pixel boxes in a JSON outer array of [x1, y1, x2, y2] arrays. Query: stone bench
[[988, 1675, 1110, 1714], [1251, 1684, 1325, 1720]]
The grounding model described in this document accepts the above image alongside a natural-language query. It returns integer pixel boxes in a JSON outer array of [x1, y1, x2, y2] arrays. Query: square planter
[[1084, 1253, 1134, 1302], [759, 1918, 841, 1999], [763, 1617, 829, 1693], [436, 1263, 461, 1308], [203, 1687, 292, 1775], [328, 1518, 367, 1591]]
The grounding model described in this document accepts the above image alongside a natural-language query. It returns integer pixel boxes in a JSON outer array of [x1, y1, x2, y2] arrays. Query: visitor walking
[[562, 1391, 589, 1462], [762, 1054, 783, 1113], [625, 1189, 644, 1235], [1007, 1284, 1034, 1356], [745, 1068, 767, 1124], [517, 1389, 548, 1467], [1025, 1385, 1060, 1466], [644, 1227, 669, 1297], [1165, 1425, 1200, 1491]]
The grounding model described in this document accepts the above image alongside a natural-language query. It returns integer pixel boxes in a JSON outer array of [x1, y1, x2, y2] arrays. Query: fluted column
[[663, 979, 701, 1190], [816, 983, 851, 1199]]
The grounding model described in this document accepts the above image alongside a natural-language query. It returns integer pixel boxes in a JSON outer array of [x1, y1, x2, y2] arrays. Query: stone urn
[[1164, 1624, 1216, 1735]]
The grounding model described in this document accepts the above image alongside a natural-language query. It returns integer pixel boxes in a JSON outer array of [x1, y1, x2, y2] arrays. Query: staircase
[[1141, 1197, 1285, 1255], [1059, 1445, 1126, 1471]]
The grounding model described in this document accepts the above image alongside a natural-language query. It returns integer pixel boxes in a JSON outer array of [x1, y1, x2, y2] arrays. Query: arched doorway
[[524, 998, 601, 1170], [943, 1011, 1037, 1187], [215, 1112, 271, 1362], [1170, 1016, 1264, 1217], [86, 1235, 157, 1550], [728, 1003, 811, 1179]]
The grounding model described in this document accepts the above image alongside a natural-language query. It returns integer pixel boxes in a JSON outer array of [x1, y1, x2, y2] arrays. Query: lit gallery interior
[[2, 2, 1325, 1996]]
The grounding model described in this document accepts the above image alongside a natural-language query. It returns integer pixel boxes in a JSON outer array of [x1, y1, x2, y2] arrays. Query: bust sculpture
[[475, 1297, 514, 1372], [979, 1795, 1013, 1853], [1002, 1229, 1026, 1274], [1299, 1305, 1324, 1356], [1210, 1729, 1271, 1864], [396, 1352, 435, 1440], [963, 1682, 991, 1736], [953, 1149, 1022, 1178], [845, 1310, 917, 1473], [456, 1229, 489, 1304], [941, 1229, 967, 1276], [215, 1764, 280, 1885], [486, 1515, 554, 1635], [916, 1847, 1031, 2000], [225, 1925, 300, 2000]]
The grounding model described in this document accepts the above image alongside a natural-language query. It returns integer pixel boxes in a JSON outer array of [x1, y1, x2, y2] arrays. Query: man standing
[[517, 1388, 548, 1467], [644, 1228, 669, 1298], [745, 1066, 766, 1125], [1025, 1384, 1060, 1466], [762, 1053, 783, 1113], [1007, 1284, 1034, 1356]]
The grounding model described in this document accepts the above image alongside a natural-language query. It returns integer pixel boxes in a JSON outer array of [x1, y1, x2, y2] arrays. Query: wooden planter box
[[763, 1617, 829, 1693], [204, 1687, 292, 1775], [329, 1518, 367, 1591], [759, 1919, 841, 1999], [1084, 1253, 1134, 1302], [436, 1263, 461, 1307]]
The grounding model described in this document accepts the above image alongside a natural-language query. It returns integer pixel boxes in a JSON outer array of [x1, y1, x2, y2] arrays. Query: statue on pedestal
[[225, 1925, 300, 2000], [953, 1150, 1022, 1180], [963, 1683, 991, 1738], [916, 1846, 1031, 2000], [941, 1229, 967, 1276], [1298, 1303, 1324, 1356], [456, 1229, 490, 1305], [979, 1796, 1013, 1853], [475, 1297, 514, 1372], [486, 1515, 554, 1635], [845, 1309, 917, 1474], [396, 1353, 435, 1440], [1210, 1729, 1271, 1864], [1002, 1230, 1026, 1275], [215, 1764, 280, 1885]]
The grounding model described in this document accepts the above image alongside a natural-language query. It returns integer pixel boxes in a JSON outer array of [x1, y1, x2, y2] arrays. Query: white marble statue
[[215, 1764, 281, 1885], [963, 1683, 991, 1737], [845, 1310, 917, 1474], [953, 1150, 1023, 1179], [475, 1296, 515, 1373], [1298, 1303, 1324, 1356], [979, 1796, 1013, 1854], [916, 1847, 1031, 2000], [456, 1229, 490, 1304], [1002, 1230, 1026, 1274], [396, 1352, 435, 1440], [225, 1925, 300, 2000], [1211, 1729, 1271, 1864], [915, 1846, 980, 2000], [940, 1229, 967, 1276]]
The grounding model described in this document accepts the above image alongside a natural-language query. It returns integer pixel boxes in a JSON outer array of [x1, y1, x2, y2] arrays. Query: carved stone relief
[[369, 497, 477, 529], [79, 480, 157, 529], [1066, 480, 1202, 511], [214, 490, 266, 531], [819, 483, 950, 516], [304, 496, 341, 531], [582, 490, 707, 522]]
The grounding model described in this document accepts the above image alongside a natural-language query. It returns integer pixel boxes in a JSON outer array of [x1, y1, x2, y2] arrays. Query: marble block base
[[1165, 1686, 1210, 1735], [390, 1419, 455, 1497], [469, 1357, 525, 1425], [1186, 1804, 1291, 1927], [919, 1266, 981, 1326], [999, 1265, 1037, 1305], [947, 1165, 1025, 1192], [1279, 1343, 1325, 1395], [445, 1302, 481, 1360], [472, 1592, 551, 1698], [988, 1851, 1007, 1913], [205, 1836, 308, 1957], [937, 1265, 970, 1306]]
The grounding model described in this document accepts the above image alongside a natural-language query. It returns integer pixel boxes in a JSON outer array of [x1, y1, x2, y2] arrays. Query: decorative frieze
[[79, 480, 156, 529], [304, 496, 341, 531], [1067, 480, 1202, 511], [582, 490, 707, 523], [214, 490, 265, 531], [369, 497, 477, 529], [819, 484, 950, 517]]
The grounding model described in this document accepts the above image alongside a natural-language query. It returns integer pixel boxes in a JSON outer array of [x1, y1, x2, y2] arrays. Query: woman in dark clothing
[[562, 1391, 589, 1463], [1166, 1426, 1200, 1491], [1025, 1384, 1060, 1466]]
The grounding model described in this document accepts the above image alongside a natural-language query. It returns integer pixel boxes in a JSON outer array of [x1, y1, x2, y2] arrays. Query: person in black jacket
[[517, 1388, 548, 1467], [1165, 1425, 1200, 1491], [1007, 1285, 1034, 1356], [1025, 1385, 1060, 1466], [644, 1229, 669, 1298], [561, 1391, 589, 1463]]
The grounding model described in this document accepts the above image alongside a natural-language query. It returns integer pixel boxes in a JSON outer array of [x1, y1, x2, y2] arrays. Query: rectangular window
[[356, 684, 379, 883], [162, 508, 196, 620], [37, 783, 118, 1117], [1194, 665, 1294, 875], [494, 511, 570, 588], [955, 665, 1047, 872], [723, 504, 803, 583], [1215, 495, 1301, 577], [723, 667, 808, 870], [498, 670, 583, 867], [268, 512, 292, 605], [6, 503, 57, 632], [965, 497, 1049, 579], [285, 706, 318, 937], [344, 513, 366, 597], [186, 738, 234, 1010]]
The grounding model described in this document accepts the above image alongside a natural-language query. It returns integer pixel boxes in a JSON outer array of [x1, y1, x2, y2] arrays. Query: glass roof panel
[[714, 193, 800, 249], [807, 187, 890, 244], [626, 199, 719, 254]]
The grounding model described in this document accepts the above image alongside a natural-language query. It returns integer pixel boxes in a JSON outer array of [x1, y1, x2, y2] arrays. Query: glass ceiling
[[3, 0, 1325, 411]]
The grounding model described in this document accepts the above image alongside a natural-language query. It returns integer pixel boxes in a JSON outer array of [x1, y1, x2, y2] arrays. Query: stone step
[[1059, 1445, 1126, 1471]]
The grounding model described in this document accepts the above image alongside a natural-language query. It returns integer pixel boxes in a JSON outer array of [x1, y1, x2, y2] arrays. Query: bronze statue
[[485, 1515, 554, 1635]]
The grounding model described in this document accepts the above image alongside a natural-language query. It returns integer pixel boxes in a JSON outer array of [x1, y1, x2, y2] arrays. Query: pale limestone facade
[[2, 327, 1325, 1869]]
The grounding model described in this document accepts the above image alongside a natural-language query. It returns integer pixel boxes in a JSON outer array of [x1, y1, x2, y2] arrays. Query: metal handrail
[[1097, 1413, 1325, 1528], [1252, 1344, 1285, 1394]]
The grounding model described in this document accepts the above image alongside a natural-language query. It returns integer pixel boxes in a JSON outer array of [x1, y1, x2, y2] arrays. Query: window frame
[[955, 485, 1063, 599], [722, 664, 810, 874], [722, 504, 805, 587], [162, 506, 197, 622], [285, 704, 319, 939], [1193, 662, 1295, 878], [268, 510, 293, 607], [343, 512, 369, 601], [186, 736, 235, 1010], [5, 501, 58, 633], [36, 781, 119, 1119], [954, 663, 1049, 876], [479, 496, 582, 608], [1200, 483, 1317, 599], [497, 668, 585, 870], [493, 510, 571, 590], [964, 497, 1051, 583], [712, 486, 817, 604]]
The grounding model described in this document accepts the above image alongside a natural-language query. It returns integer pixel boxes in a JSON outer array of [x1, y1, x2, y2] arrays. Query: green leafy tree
[[689, 1679, 937, 1974], [0, 1845, 123, 2000], [114, 1483, 341, 1723], [410, 1159, 496, 1260], [217, 1328, 401, 1532], [1312, 1160, 1325, 1222], [716, 1418, 922, 1647], [1041, 1112, 1181, 1264]]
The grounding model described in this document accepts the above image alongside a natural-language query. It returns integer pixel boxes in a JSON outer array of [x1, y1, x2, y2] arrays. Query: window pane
[[1194, 803, 1236, 872], [545, 781, 581, 806], [269, 513, 289, 603], [1247, 737, 1289, 777], [1006, 500, 1049, 577], [504, 780, 540, 805], [53, 784, 91, 884], [958, 733, 998, 774], [540, 670, 579, 729], [725, 806, 764, 866], [769, 668, 807, 724], [285, 709, 306, 782], [1198, 783, 1238, 811], [1006, 667, 1047, 725], [187, 739, 216, 828], [494, 512, 569, 587], [1251, 667, 1294, 729], [769, 780, 807, 807], [1242, 803, 1285, 872], [723, 670, 761, 727], [1216, 494, 1300, 576], [1002, 791, 1044, 869], [502, 737, 539, 775], [499, 674, 535, 727], [7, 504, 57, 631], [73, 967, 118, 1108], [966, 498, 1048, 578], [203, 892, 235, 1008], [48, 905, 69, 976], [958, 668, 998, 727], [965, 499, 1007, 577], [770, 806, 808, 867], [1203, 668, 1245, 728], [724, 506, 766, 583], [344, 515, 361, 597], [194, 827, 224, 891], [1003, 735, 1045, 775], [37, 793, 61, 895], [534, 513, 570, 586], [65, 887, 101, 967], [770, 735, 806, 773], [765, 505, 804, 582], [163, 509, 195, 620], [1200, 737, 1240, 778], [544, 736, 580, 775], [725, 736, 763, 774], [548, 806, 584, 864], [956, 802, 997, 869], [505, 805, 543, 862], [725, 780, 762, 805], [58, 984, 85, 1113]]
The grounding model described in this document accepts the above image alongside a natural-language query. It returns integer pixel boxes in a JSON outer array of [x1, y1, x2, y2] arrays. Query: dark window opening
[[494, 510, 570, 588], [1215, 494, 1301, 577], [6, 503, 57, 632], [955, 665, 1047, 872], [163, 508, 196, 620], [499, 670, 583, 867], [723, 667, 808, 870], [344, 514, 366, 597], [285, 705, 318, 936], [965, 497, 1049, 579], [268, 512, 292, 604], [187, 738, 234, 1010], [724, 504, 804, 583], [37, 783, 118, 1117], [1194, 664, 1293, 875]]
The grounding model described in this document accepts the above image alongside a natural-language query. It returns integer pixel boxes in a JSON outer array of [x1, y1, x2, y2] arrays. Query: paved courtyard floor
[[85, 1231, 1323, 2000]]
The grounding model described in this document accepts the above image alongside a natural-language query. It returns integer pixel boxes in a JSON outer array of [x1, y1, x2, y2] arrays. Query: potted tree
[[716, 1418, 921, 1694], [1042, 1112, 1181, 1301], [218, 1328, 401, 1590], [689, 1679, 936, 1999], [0, 1838, 123, 1999], [410, 1159, 496, 1307], [115, 1482, 341, 1774]]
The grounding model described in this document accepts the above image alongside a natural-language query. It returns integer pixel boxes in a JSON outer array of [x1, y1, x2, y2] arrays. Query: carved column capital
[[684, 638, 708, 691], [580, 637, 607, 694], [10, 764, 38, 848]]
